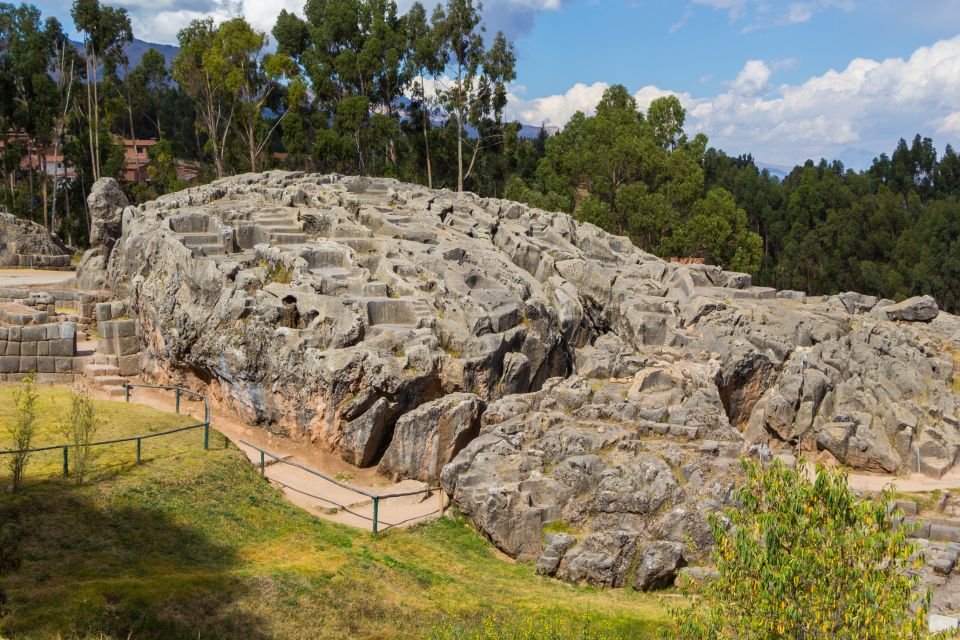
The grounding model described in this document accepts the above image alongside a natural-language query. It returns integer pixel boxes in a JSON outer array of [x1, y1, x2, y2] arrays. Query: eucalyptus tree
[[0, 3, 65, 226], [71, 0, 132, 181], [432, 0, 515, 191], [127, 48, 170, 139], [173, 18, 236, 178], [405, 1, 446, 187]]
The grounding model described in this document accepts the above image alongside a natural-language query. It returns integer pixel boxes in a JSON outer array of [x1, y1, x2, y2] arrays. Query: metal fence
[[0, 383, 211, 479], [240, 439, 442, 534]]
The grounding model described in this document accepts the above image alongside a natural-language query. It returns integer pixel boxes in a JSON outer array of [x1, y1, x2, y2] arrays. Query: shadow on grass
[[0, 478, 269, 640]]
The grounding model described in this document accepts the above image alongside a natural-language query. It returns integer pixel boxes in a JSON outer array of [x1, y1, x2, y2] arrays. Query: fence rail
[[239, 439, 441, 534], [0, 383, 211, 478]]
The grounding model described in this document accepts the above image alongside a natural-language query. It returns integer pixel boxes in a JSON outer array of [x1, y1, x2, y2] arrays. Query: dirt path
[[91, 384, 445, 532]]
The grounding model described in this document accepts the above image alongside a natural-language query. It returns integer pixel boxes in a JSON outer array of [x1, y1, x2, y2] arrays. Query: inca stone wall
[[103, 171, 960, 591]]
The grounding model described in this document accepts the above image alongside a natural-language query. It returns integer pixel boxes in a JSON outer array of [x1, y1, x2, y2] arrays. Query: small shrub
[[258, 258, 294, 284], [6, 376, 38, 491], [58, 389, 100, 485], [663, 458, 931, 639]]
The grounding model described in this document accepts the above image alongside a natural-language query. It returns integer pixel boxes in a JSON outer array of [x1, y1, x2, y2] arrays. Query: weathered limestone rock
[[633, 541, 686, 591], [0, 211, 70, 267], [77, 178, 130, 290], [883, 295, 939, 322], [378, 392, 484, 482], [104, 172, 960, 592]]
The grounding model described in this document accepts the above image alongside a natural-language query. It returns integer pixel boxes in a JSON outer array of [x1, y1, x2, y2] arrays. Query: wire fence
[[0, 383, 211, 480], [240, 439, 443, 534]]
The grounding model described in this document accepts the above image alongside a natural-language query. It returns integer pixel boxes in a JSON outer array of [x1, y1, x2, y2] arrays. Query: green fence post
[[62, 446, 69, 477], [136, 438, 141, 465], [175, 388, 181, 414], [124, 383, 130, 403], [260, 450, 265, 477], [372, 497, 379, 535], [203, 400, 210, 451]]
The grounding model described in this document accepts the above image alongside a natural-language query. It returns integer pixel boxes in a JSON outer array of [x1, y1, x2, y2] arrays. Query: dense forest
[[0, 0, 957, 312]]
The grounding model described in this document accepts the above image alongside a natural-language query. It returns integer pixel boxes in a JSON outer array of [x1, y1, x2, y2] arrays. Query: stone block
[[5, 342, 19, 356], [45, 324, 60, 339], [95, 303, 113, 322], [7, 326, 19, 341], [48, 338, 75, 357], [21, 325, 44, 342], [19, 341, 36, 356], [115, 336, 141, 356], [930, 524, 960, 543], [60, 323, 76, 340], [35, 356, 54, 373], [99, 321, 115, 339], [36, 341, 48, 356], [0, 327, 6, 340], [117, 353, 141, 376], [54, 358, 72, 373], [97, 338, 115, 354], [18, 356, 36, 372], [113, 320, 137, 338], [0, 356, 18, 373]]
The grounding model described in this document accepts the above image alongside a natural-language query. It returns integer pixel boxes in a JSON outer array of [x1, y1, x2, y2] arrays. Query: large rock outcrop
[[104, 172, 960, 590], [77, 178, 130, 289], [0, 211, 71, 267]]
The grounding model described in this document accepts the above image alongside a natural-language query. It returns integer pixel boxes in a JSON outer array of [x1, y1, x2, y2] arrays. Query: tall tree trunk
[[92, 50, 101, 180], [456, 110, 464, 192], [84, 47, 98, 182], [421, 73, 432, 189]]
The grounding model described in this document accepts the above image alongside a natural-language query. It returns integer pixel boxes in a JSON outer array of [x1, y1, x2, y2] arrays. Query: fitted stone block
[[117, 353, 141, 376], [115, 336, 141, 356], [18, 356, 36, 372], [97, 338, 114, 354], [45, 324, 60, 339], [54, 358, 72, 373], [0, 356, 18, 373], [48, 338, 74, 357], [7, 326, 19, 341], [0, 327, 7, 340], [21, 325, 44, 342], [113, 320, 137, 338], [5, 342, 19, 356], [19, 341, 36, 356], [36, 341, 48, 356], [60, 323, 76, 340], [35, 356, 54, 373]]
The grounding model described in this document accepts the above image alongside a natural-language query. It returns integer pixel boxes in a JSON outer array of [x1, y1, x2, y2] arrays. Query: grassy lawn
[[0, 383, 668, 639]]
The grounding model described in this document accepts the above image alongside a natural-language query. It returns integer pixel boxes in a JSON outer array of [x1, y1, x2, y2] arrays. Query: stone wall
[[96, 302, 143, 376], [0, 321, 84, 381], [0, 287, 107, 330]]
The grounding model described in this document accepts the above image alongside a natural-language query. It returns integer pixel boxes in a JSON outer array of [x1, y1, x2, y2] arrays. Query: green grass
[[0, 384, 667, 639]]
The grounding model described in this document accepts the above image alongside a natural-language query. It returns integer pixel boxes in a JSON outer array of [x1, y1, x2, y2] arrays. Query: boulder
[[633, 541, 686, 591], [77, 178, 130, 289], [378, 393, 484, 482], [883, 295, 939, 322]]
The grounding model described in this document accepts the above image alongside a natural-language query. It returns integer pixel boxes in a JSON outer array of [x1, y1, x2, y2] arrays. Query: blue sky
[[36, 0, 960, 168]]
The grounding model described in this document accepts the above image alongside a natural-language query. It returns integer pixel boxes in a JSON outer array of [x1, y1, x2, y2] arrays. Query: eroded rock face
[[0, 211, 70, 267], [106, 172, 960, 590], [77, 178, 130, 289]]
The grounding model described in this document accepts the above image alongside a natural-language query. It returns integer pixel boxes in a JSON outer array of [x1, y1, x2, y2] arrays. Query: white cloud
[[505, 35, 960, 167], [729, 59, 771, 95], [507, 82, 612, 126]]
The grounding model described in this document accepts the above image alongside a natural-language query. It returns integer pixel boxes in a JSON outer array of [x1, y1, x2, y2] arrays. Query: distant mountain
[[517, 124, 559, 139], [69, 38, 178, 76], [755, 162, 791, 180]]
